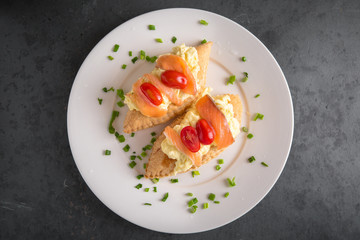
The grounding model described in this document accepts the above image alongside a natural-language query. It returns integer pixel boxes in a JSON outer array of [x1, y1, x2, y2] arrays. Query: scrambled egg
[[124, 44, 200, 111], [161, 93, 241, 174]]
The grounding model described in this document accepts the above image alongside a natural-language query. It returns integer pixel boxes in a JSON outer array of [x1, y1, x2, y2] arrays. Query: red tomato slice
[[160, 70, 188, 89], [140, 82, 163, 106], [196, 119, 215, 145], [180, 126, 200, 152]]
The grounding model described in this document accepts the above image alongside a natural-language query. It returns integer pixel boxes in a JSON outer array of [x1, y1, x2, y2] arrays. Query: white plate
[[67, 8, 293, 234]]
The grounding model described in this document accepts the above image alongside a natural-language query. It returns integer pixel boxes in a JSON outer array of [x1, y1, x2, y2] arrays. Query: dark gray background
[[1, 0, 359, 239]]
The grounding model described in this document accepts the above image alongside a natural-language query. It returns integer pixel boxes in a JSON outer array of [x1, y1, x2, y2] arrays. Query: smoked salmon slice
[[144, 73, 184, 106], [156, 55, 197, 95], [129, 77, 167, 117], [195, 95, 234, 149], [163, 126, 202, 167]]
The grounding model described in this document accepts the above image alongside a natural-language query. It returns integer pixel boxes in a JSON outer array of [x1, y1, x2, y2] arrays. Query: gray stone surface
[[1, 0, 359, 239]]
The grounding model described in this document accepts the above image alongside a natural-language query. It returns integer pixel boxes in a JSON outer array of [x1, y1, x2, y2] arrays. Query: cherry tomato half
[[140, 82, 163, 106], [161, 70, 188, 89], [180, 126, 200, 152], [196, 119, 215, 145]]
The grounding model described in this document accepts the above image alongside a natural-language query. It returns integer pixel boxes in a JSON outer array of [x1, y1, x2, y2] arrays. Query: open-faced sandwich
[[122, 42, 213, 133], [145, 91, 242, 178]]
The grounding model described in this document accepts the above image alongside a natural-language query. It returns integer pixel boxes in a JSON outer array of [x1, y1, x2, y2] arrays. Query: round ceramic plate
[[67, 8, 293, 234]]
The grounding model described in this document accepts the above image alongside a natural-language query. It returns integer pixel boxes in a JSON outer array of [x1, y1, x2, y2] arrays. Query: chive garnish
[[135, 183, 142, 189], [241, 76, 248, 82], [253, 113, 264, 121], [227, 177, 236, 187], [121, 64, 127, 69], [141, 152, 147, 157], [104, 150, 111, 155], [144, 203, 152, 206], [215, 165, 221, 171], [186, 193, 193, 197], [103, 87, 114, 92], [150, 56, 157, 63], [248, 156, 256, 163], [116, 89, 125, 100], [224, 192, 230, 198], [117, 101, 125, 107], [123, 144, 130, 152], [128, 51, 132, 56], [242, 127, 248, 132], [170, 179, 178, 183], [208, 193, 216, 201], [153, 187, 157, 192], [108, 110, 119, 134], [151, 132, 156, 136], [131, 56, 138, 63], [144, 188, 150, 192], [261, 162, 269, 167], [115, 132, 125, 142], [244, 72, 249, 77], [148, 24, 156, 30], [247, 133, 254, 139], [144, 144, 152, 150], [113, 44, 119, 52], [203, 203, 209, 209], [129, 161, 136, 168], [190, 205, 197, 213], [143, 163, 147, 169], [201, 39, 207, 44], [192, 171, 200, 177], [161, 192, 169, 202], [140, 50, 146, 60], [152, 178, 159, 184], [136, 174, 144, 179], [97, 98, 103, 105], [188, 198, 198, 207], [155, 38, 163, 43], [255, 94, 260, 98], [218, 159, 224, 164], [130, 155, 136, 160], [131, 133, 135, 137], [242, 56, 247, 62], [199, 19, 208, 25], [137, 155, 142, 160], [171, 36, 177, 43], [151, 137, 156, 144], [108, 56, 114, 60], [214, 201, 220, 204], [227, 75, 236, 85]]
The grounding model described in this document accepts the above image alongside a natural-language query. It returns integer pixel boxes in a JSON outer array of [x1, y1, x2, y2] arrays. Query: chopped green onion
[[151, 132, 156, 136], [155, 38, 163, 43], [131, 132, 135, 137], [108, 111, 119, 134], [150, 56, 158, 63], [214, 201, 220, 204], [144, 188, 150, 192], [247, 133, 254, 139], [135, 183, 142, 189], [133, 151, 136, 154], [255, 94, 260, 98], [145, 56, 151, 62], [199, 19, 208, 25], [123, 144, 130, 152], [152, 178, 159, 184], [140, 50, 146, 60], [161, 192, 169, 202], [261, 162, 269, 167], [117, 89, 125, 100], [144, 144, 152, 150], [153, 187, 157, 192], [117, 101, 125, 107], [143, 163, 147, 169], [253, 113, 264, 121], [171, 36, 177, 43], [137, 155, 142, 160], [144, 203, 152, 206], [190, 205, 198, 213], [115, 132, 125, 142], [131, 56, 138, 63], [227, 177, 236, 187], [104, 150, 111, 155], [148, 24, 156, 30], [192, 171, 200, 177], [113, 44, 119, 52], [241, 77, 248, 82], [103, 87, 114, 92], [141, 151, 147, 157], [215, 165, 221, 171], [130, 155, 136, 160], [201, 39, 207, 44], [129, 161, 136, 168], [136, 174, 144, 179], [151, 137, 157, 144], [208, 193, 216, 201], [242, 127, 248, 132], [241, 56, 247, 62], [203, 203, 209, 209], [227, 75, 236, 85], [248, 156, 256, 163], [97, 98, 103, 105], [188, 198, 198, 207], [244, 72, 249, 77], [224, 192, 230, 198], [108, 55, 114, 60], [186, 193, 193, 197], [218, 159, 224, 164], [170, 179, 178, 183], [128, 51, 132, 56], [121, 64, 127, 69]]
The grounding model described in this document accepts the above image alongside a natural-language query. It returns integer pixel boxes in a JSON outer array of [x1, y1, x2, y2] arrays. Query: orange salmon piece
[[130, 77, 167, 117], [156, 55, 197, 95], [163, 126, 202, 167], [145, 73, 184, 106], [195, 95, 234, 149]]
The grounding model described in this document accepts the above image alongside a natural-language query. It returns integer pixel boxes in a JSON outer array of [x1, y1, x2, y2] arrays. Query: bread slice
[[145, 94, 242, 179], [123, 42, 213, 133]]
